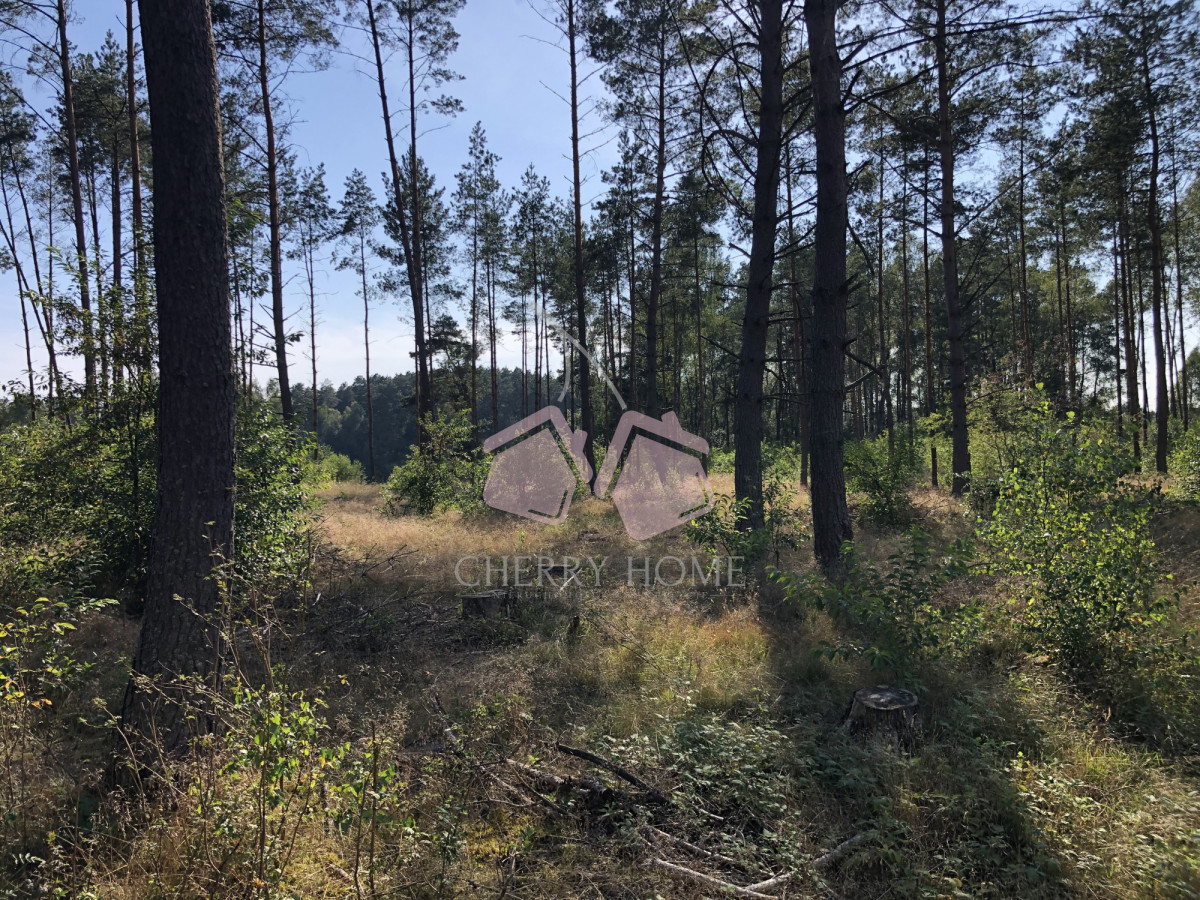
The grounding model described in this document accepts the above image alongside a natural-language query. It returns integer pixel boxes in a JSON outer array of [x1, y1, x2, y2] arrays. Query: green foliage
[[234, 404, 313, 588], [382, 410, 487, 516], [0, 392, 156, 595], [845, 429, 919, 526], [0, 597, 115, 854], [303, 445, 365, 486], [984, 394, 1179, 672], [1169, 424, 1200, 501], [685, 472, 805, 564], [0, 391, 313, 601], [774, 530, 978, 675]]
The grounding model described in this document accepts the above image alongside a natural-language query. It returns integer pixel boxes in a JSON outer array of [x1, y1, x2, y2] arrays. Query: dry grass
[[12, 477, 1200, 899]]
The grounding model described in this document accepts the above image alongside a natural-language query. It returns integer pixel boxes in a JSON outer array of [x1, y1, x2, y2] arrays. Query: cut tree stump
[[843, 685, 919, 740], [461, 589, 512, 619]]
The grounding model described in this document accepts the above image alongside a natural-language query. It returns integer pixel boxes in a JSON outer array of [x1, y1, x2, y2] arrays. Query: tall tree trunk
[[470, 217, 479, 432], [645, 35, 668, 417], [733, 0, 783, 531], [1169, 124, 1188, 429], [1143, 58, 1168, 473], [360, 233, 375, 480], [805, 0, 852, 570], [567, 0, 595, 469], [406, 9, 432, 429], [257, 0, 292, 421], [489, 256, 498, 431], [364, 0, 427, 441], [57, 0, 95, 403], [1118, 205, 1140, 459], [308, 241, 318, 450], [934, 0, 970, 496], [121, 0, 235, 759], [1061, 201, 1076, 407], [127, 0, 149, 381], [922, 150, 936, 486], [876, 137, 893, 447], [111, 142, 124, 393]]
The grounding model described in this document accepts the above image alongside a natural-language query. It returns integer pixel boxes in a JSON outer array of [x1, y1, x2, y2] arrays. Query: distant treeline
[[290, 368, 563, 480]]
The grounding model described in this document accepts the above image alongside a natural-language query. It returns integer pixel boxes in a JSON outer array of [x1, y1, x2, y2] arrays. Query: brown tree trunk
[[121, 0, 235, 760], [257, 0, 293, 421], [733, 0, 783, 531], [1143, 58, 1168, 473], [57, 0, 95, 402], [934, 0, 970, 496], [360, 232, 375, 480], [567, 0, 595, 469], [645, 34, 667, 417], [365, 0, 428, 441], [805, 0, 852, 571], [406, 9, 433, 429]]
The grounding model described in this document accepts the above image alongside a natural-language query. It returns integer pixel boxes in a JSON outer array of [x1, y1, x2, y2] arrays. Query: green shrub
[[774, 529, 978, 674], [685, 473, 805, 565], [382, 410, 486, 516], [0, 596, 116, 855], [304, 446, 365, 486], [0, 391, 157, 595], [1170, 425, 1200, 501], [984, 395, 1178, 672], [234, 404, 313, 588], [0, 391, 312, 600], [845, 428, 918, 526]]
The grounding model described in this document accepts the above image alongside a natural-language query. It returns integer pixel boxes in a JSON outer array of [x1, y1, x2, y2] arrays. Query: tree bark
[[257, 0, 293, 421], [934, 0, 970, 495], [805, 0, 852, 571], [732, 0, 783, 531], [406, 8, 433, 429], [567, 0, 595, 470], [365, 0, 428, 441], [121, 0, 235, 759], [645, 33, 668, 417], [56, 0, 95, 402], [1143, 56, 1168, 473]]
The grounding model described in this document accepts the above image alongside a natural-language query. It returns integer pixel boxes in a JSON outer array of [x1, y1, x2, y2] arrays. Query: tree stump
[[461, 589, 512, 619], [842, 686, 919, 740]]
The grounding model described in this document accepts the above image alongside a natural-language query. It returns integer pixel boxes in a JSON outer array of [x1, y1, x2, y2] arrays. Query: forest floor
[[229, 477, 1199, 899], [52, 477, 1200, 898]]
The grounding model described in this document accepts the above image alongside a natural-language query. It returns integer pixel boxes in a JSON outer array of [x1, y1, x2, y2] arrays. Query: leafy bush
[[845, 429, 918, 526], [0, 392, 157, 595], [234, 404, 313, 588], [984, 395, 1178, 672], [383, 411, 487, 516], [304, 446, 365, 486], [1170, 425, 1200, 501], [686, 473, 805, 564], [774, 529, 978, 673], [0, 391, 313, 601], [0, 596, 116, 855]]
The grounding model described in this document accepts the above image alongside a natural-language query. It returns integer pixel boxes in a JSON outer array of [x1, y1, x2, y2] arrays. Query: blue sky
[[1, 0, 617, 390]]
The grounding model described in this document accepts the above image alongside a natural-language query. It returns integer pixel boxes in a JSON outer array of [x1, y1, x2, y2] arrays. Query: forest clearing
[[3, 0, 1200, 895]]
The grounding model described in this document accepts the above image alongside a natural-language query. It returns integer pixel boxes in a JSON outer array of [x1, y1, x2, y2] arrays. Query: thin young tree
[[337, 170, 382, 480]]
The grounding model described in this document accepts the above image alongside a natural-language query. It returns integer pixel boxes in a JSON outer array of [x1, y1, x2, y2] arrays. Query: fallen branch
[[504, 758, 615, 806], [814, 832, 869, 870], [648, 858, 777, 899], [745, 871, 794, 892], [555, 742, 669, 804], [643, 826, 750, 871]]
